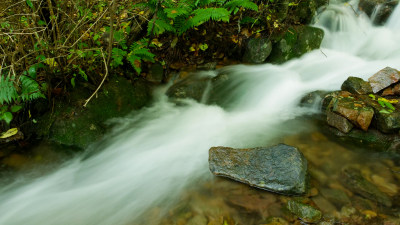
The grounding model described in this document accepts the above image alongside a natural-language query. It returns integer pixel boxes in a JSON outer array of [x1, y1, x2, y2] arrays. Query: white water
[[1, 1, 400, 225]]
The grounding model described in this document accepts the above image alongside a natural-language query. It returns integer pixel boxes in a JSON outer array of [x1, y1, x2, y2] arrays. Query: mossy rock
[[34, 76, 152, 149], [287, 199, 322, 223], [268, 26, 324, 64]]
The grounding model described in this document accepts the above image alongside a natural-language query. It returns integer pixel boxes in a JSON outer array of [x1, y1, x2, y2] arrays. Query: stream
[[1, 0, 400, 224]]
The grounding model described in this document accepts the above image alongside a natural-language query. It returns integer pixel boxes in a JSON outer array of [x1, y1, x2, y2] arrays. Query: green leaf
[[379, 109, 391, 114], [378, 100, 385, 108], [1, 112, 13, 124], [384, 101, 395, 110], [28, 65, 37, 78], [26, 0, 34, 9], [368, 94, 376, 100], [0, 75, 18, 104], [199, 43, 208, 51], [38, 20, 46, 26], [71, 77, 76, 88], [11, 105, 22, 113]]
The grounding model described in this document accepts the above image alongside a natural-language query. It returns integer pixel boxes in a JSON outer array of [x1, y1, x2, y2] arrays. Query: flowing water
[[1, 1, 400, 224]]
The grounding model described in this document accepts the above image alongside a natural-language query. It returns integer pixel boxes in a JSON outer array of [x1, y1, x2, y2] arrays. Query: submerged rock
[[368, 67, 400, 93], [209, 144, 308, 195], [243, 37, 273, 64], [341, 77, 373, 95], [261, 217, 289, 225], [340, 167, 392, 207], [166, 74, 212, 102], [287, 200, 322, 223], [320, 188, 351, 208]]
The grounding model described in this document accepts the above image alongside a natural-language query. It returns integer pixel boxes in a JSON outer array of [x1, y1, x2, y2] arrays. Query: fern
[[127, 41, 155, 74], [111, 48, 127, 68], [0, 75, 18, 104], [224, 0, 258, 13], [181, 8, 230, 33], [147, 17, 175, 36], [165, 7, 191, 19], [19, 75, 45, 101]]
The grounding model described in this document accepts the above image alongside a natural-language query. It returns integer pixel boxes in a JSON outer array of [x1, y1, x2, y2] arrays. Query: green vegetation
[[0, 0, 317, 128]]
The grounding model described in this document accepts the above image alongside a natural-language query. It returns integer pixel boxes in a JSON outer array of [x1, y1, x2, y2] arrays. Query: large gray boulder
[[209, 144, 308, 195]]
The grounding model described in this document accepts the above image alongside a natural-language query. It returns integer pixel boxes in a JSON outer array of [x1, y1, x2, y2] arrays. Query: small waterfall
[[387, 2, 400, 28], [370, 3, 383, 24]]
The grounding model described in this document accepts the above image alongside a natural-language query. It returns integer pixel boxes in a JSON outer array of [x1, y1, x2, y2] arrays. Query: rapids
[[1, 1, 400, 224]]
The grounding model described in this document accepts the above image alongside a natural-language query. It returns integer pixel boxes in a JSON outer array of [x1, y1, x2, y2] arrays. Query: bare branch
[[83, 49, 108, 107]]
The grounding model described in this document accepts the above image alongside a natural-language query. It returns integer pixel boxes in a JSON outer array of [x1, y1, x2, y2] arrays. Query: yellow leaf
[[151, 38, 163, 47], [189, 46, 196, 52], [171, 10, 178, 14], [44, 58, 58, 67], [362, 210, 377, 219], [139, 11, 144, 15], [0, 128, 18, 139]]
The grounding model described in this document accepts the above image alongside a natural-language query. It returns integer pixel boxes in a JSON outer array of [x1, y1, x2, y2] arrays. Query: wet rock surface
[[209, 144, 308, 195], [318, 67, 400, 153], [331, 96, 374, 131], [358, 0, 399, 25], [243, 38, 273, 64], [368, 67, 400, 93], [166, 73, 212, 102], [34, 77, 152, 149], [341, 76, 373, 95], [326, 110, 354, 133], [268, 26, 324, 64]]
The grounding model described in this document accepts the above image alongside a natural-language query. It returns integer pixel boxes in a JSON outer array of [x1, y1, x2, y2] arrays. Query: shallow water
[[0, 1, 400, 225], [154, 118, 400, 225]]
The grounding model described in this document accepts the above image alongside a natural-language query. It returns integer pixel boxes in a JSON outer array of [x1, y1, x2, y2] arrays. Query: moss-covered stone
[[268, 26, 324, 64], [341, 77, 373, 95], [33, 76, 152, 149], [243, 37, 273, 64], [287, 200, 322, 223]]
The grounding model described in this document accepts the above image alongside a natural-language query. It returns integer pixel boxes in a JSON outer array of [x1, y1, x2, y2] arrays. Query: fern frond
[[133, 48, 155, 62], [19, 75, 45, 102], [127, 54, 142, 74], [181, 8, 230, 32], [224, 0, 258, 12], [0, 75, 18, 104], [165, 7, 191, 19], [147, 17, 175, 36], [111, 48, 127, 67]]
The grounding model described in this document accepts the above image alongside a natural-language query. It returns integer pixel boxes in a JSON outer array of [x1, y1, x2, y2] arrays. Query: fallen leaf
[[0, 128, 18, 139]]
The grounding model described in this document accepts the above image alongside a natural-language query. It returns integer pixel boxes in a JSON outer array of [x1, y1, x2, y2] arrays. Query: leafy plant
[[111, 38, 155, 74], [0, 75, 18, 105], [136, 0, 258, 36]]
